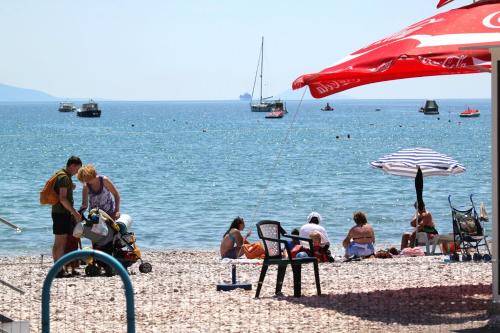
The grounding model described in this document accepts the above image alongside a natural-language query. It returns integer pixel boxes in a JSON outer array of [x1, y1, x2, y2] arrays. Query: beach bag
[[89, 214, 109, 237], [39, 171, 66, 205], [243, 242, 265, 259], [375, 250, 393, 259]]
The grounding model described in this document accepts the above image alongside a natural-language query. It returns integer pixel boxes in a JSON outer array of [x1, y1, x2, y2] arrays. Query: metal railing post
[[41, 250, 135, 333]]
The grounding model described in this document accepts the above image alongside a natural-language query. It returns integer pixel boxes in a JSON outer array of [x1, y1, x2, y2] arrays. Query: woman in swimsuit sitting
[[342, 211, 375, 258], [220, 216, 251, 259], [401, 201, 438, 250]]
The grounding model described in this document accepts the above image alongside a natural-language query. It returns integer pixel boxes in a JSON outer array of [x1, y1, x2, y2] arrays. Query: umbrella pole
[[490, 47, 500, 313], [0, 216, 21, 232], [412, 208, 419, 248]]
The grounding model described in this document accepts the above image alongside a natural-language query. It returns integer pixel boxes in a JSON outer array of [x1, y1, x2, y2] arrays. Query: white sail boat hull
[[250, 37, 286, 113]]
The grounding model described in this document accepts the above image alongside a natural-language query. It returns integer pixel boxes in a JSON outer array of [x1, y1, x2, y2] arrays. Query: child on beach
[[309, 231, 331, 262], [285, 228, 309, 259], [285, 228, 300, 251], [220, 217, 251, 259]]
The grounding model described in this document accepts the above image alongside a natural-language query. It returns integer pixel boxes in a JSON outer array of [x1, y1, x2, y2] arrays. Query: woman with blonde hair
[[77, 164, 121, 220]]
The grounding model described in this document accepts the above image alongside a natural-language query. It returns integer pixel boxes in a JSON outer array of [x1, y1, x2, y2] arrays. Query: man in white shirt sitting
[[299, 212, 334, 262]]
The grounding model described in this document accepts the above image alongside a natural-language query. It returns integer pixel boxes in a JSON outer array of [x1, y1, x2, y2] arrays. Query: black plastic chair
[[448, 194, 491, 259], [255, 220, 321, 298]]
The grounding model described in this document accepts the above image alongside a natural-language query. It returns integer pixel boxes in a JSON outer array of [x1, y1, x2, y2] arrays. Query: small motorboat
[[460, 107, 480, 117], [58, 102, 76, 112], [375, 108, 381, 111], [265, 110, 285, 119], [321, 103, 334, 111], [77, 100, 101, 118]]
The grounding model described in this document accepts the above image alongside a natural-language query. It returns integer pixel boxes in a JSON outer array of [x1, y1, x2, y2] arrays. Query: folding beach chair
[[255, 220, 321, 298], [448, 194, 491, 260], [415, 232, 440, 255]]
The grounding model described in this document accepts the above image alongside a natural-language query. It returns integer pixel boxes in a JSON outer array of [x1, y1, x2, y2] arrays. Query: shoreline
[[0, 250, 493, 332], [0, 243, 401, 259]]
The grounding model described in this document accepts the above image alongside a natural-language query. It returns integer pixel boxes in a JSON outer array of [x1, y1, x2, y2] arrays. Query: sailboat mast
[[260, 36, 264, 104]]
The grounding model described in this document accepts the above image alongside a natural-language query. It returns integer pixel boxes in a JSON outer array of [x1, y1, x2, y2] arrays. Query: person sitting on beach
[[310, 231, 331, 262], [77, 164, 121, 220], [284, 228, 309, 259], [220, 216, 251, 259], [285, 228, 300, 251], [299, 212, 334, 262], [400, 202, 438, 250], [342, 211, 375, 258]]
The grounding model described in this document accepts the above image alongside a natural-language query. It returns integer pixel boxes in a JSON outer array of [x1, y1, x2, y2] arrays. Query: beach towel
[[401, 247, 425, 256]]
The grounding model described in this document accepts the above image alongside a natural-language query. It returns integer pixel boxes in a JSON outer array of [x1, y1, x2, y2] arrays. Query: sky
[[0, 0, 490, 100]]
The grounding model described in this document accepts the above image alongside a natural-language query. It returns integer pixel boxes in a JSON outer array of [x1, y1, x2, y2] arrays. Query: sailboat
[[250, 37, 285, 112]]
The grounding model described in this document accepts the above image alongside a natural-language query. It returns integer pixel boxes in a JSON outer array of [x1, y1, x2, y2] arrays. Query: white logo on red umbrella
[[483, 11, 500, 28], [315, 79, 360, 95]]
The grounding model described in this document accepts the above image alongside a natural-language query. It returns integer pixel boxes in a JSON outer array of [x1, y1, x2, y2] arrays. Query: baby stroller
[[448, 194, 491, 261], [73, 208, 152, 276]]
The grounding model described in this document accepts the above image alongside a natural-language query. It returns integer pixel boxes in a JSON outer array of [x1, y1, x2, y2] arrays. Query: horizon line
[[0, 97, 492, 103]]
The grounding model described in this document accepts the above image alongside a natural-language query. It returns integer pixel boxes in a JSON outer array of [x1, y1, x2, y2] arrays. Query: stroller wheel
[[473, 253, 483, 262], [462, 254, 472, 262], [85, 264, 101, 277], [104, 265, 116, 277], [139, 262, 152, 273], [450, 253, 460, 262], [483, 254, 492, 262]]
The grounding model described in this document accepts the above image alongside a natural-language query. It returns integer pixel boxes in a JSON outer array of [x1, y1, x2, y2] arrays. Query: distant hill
[[275, 88, 351, 101], [0, 83, 58, 101]]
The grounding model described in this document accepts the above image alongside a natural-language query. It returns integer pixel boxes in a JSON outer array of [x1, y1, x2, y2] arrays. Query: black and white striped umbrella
[[370, 147, 465, 178]]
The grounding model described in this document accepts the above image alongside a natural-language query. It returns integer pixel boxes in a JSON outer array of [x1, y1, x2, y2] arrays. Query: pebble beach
[[0, 250, 494, 332]]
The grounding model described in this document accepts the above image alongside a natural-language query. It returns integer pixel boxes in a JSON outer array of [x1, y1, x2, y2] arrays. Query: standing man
[[51, 156, 83, 267]]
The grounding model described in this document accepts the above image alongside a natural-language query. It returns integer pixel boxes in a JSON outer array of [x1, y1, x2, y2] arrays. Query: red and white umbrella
[[437, 0, 456, 8], [292, 1, 500, 98]]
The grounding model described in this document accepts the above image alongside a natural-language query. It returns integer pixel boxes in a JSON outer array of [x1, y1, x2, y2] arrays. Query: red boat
[[265, 110, 285, 119], [460, 107, 480, 118]]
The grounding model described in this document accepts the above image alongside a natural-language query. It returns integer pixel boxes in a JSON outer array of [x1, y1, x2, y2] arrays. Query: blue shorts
[[346, 242, 375, 257]]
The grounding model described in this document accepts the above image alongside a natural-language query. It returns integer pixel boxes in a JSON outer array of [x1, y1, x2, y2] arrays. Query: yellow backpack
[[39, 171, 66, 205]]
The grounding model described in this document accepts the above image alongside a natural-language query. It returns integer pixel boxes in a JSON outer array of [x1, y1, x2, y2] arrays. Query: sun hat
[[307, 211, 322, 224]]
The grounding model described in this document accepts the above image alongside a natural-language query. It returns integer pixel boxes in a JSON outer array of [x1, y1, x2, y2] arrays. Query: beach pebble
[[0, 250, 492, 332]]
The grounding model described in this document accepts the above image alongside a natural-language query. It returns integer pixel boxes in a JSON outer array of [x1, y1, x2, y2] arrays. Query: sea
[[0, 99, 492, 256]]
